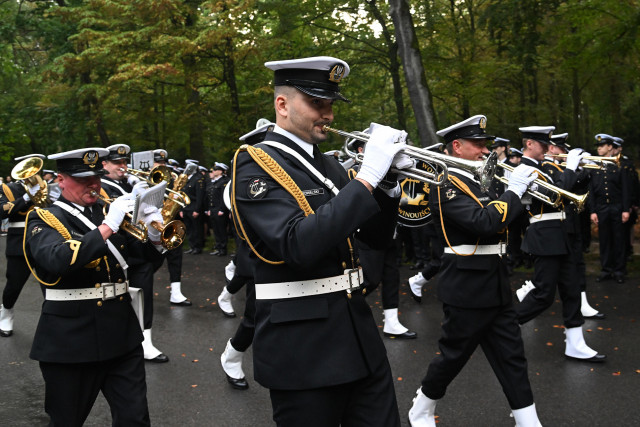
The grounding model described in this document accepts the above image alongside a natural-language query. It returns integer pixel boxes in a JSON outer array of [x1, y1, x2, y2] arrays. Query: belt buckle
[[102, 283, 116, 300], [347, 268, 362, 293], [498, 241, 506, 256]]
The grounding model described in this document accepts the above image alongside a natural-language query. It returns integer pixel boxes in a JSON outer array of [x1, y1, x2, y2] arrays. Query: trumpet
[[546, 153, 621, 170], [323, 125, 499, 192], [125, 165, 190, 222], [11, 157, 51, 207], [92, 192, 186, 250], [495, 163, 588, 213], [124, 165, 172, 185]]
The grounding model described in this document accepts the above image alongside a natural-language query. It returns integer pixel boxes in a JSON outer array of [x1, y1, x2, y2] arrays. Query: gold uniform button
[[115, 264, 120, 269], [119, 296, 124, 301], [118, 279, 123, 283], [96, 266, 101, 272], [342, 262, 347, 269], [97, 301, 103, 307], [120, 245, 125, 249], [95, 283, 101, 288]]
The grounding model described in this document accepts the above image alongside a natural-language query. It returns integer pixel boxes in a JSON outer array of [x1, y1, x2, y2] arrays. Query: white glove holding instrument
[[127, 174, 143, 186], [356, 123, 408, 189], [102, 194, 135, 233], [507, 165, 538, 198], [581, 151, 596, 166], [142, 206, 164, 243], [132, 180, 149, 196], [565, 148, 585, 171], [23, 184, 41, 201]]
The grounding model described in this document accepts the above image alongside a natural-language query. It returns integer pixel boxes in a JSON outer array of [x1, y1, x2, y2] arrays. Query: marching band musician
[[514, 127, 605, 362], [545, 133, 604, 319], [408, 115, 542, 426], [181, 159, 205, 255], [589, 134, 631, 283], [24, 148, 165, 426], [232, 56, 408, 426], [0, 154, 58, 337], [153, 149, 191, 307], [206, 162, 230, 257], [101, 144, 169, 363]]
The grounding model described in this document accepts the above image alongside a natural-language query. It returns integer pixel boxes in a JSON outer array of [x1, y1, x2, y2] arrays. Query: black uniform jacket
[[543, 161, 589, 236], [183, 173, 205, 213], [1, 182, 33, 257], [25, 196, 161, 363], [587, 161, 630, 214], [101, 177, 133, 198], [205, 175, 230, 213], [429, 168, 523, 308], [520, 157, 577, 256], [233, 131, 395, 390]]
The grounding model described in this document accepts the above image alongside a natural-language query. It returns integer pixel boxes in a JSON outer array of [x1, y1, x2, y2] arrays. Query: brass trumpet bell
[[11, 157, 51, 207]]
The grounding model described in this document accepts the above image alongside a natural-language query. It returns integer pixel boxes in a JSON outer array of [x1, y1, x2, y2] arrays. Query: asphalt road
[[1, 236, 639, 426]]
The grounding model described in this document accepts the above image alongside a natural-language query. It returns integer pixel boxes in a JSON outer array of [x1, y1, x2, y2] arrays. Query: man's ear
[[274, 94, 289, 119]]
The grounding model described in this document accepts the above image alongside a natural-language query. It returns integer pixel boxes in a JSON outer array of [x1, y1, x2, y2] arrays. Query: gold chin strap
[[231, 145, 315, 265]]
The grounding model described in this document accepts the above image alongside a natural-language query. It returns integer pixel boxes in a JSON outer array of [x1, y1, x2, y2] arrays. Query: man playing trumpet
[[24, 148, 164, 426]]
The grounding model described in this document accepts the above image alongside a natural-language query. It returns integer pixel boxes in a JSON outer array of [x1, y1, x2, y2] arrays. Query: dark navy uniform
[[421, 168, 534, 409], [0, 182, 34, 330], [182, 171, 205, 253], [234, 130, 399, 426], [588, 160, 629, 280], [205, 173, 230, 255], [25, 194, 161, 426], [620, 155, 638, 262], [515, 156, 583, 327]]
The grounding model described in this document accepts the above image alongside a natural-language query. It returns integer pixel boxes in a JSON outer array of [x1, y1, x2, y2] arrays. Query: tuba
[[160, 163, 195, 224], [11, 157, 51, 207]]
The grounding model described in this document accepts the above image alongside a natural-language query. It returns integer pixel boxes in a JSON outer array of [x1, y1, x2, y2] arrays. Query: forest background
[[1, 0, 639, 173]]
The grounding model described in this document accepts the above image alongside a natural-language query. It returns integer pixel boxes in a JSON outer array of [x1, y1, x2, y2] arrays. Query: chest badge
[[445, 188, 456, 200], [248, 178, 268, 199]]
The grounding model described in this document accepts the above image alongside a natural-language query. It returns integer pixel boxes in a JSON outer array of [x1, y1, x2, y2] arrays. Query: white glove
[[565, 148, 585, 171], [392, 151, 415, 170], [102, 194, 135, 233], [132, 180, 149, 196], [507, 165, 538, 198], [142, 206, 164, 242], [127, 174, 142, 186], [356, 123, 408, 188], [581, 151, 596, 165], [23, 184, 41, 201]]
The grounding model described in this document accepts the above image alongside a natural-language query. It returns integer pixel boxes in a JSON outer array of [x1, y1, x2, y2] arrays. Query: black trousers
[[183, 212, 204, 251], [359, 242, 399, 309], [39, 346, 149, 427], [596, 205, 625, 275], [410, 225, 430, 265], [165, 246, 183, 283], [269, 358, 400, 427], [129, 262, 155, 329], [419, 224, 443, 280], [515, 254, 583, 328], [422, 304, 534, 410], [209, 212, 229, 252], [2, 254, 31, 309], [230, 281, 256, 352]]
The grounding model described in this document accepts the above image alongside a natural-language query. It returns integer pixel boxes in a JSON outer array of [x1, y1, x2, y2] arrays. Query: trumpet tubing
[[11, 157, 51, 207], [496, 163, 588, 212], [125, 165, 173, 186], [92, 192, 149, 242]]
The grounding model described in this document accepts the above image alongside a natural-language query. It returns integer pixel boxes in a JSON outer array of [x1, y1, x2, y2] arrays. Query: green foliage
[[1, 0, 640, 179]]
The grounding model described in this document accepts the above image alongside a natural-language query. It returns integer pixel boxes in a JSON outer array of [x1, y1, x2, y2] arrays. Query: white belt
[[45, 282, 129, 301], [529, 212, 565, 224], [444, 243, 506, 256], [256, 268, 363, 300], [8, 221, 25, 228]]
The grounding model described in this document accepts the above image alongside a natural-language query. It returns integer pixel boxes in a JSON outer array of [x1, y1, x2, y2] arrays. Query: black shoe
[[384, 330, 418, 339], [184, 249, 193, 254], [190, 249, 202, 255], [146, 353, 170, 363], [0, 330, 12, 338], [225, 374, 249, 390], [170, 300, 193, 306], [595, 272, 612, 282], [584, 312, 606, 320], [565, 353, 606, 363], [409, 262, 425, 271], [614, 274, 624, 284], [210, 250, 221, 256], [217, 251, 227, 257], [219, 308, 236, 318]]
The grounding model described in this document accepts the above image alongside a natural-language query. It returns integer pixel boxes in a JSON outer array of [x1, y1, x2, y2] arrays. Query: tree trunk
[[183, 55, 204, 160], [388, 0, 438, 146]]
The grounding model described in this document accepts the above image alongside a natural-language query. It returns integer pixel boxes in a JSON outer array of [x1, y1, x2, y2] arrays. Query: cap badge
[[117, 146, 127, 155], [83, 151, 99, 168], [329, 64, 346, 83], [597, 135, 602, 141], [548, 131, 553, 138], [479, 117, 486, 129]]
